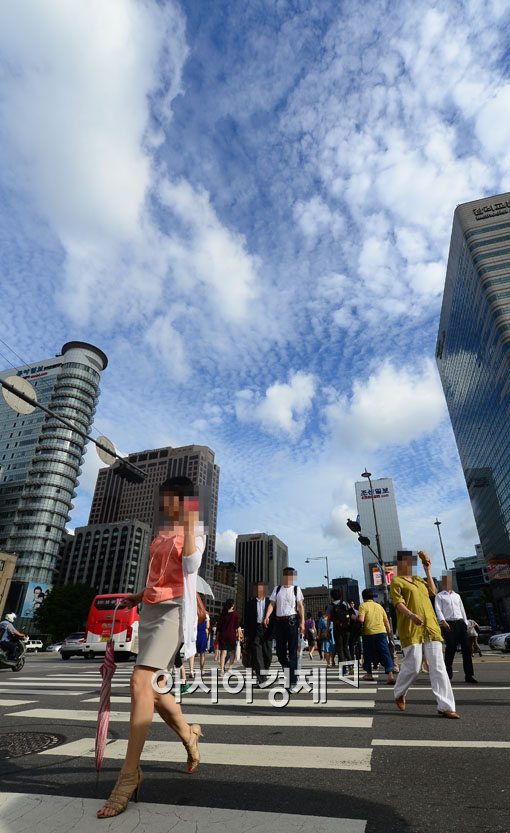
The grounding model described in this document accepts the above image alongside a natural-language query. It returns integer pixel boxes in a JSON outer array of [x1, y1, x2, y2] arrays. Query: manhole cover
[[0, 732, 66, 759]]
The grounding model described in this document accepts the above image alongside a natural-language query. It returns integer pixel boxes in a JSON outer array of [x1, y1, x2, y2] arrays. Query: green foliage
[[33, 584, 97, 641]]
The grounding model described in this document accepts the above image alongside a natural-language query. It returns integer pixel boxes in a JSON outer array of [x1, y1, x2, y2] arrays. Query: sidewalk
[[0, 792, 366, 833]]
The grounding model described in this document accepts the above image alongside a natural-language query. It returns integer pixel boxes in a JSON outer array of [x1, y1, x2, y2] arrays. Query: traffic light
[[111, 458, 146, 483], [358, 534, 371, 547], [346, 518, 361, 534]]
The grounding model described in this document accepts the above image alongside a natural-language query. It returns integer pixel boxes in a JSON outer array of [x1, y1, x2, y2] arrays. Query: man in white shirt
[[435, 574, 477, 684], [264, 567, 305, 692]]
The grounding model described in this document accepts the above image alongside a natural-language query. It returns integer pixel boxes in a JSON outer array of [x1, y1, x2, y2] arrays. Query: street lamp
[[434, 518, 448, 571], [361, 468, 389, 608], [304, 556, 330, 590]]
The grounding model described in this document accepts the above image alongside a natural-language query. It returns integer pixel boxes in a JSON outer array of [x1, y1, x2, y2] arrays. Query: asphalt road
[[0, 649, 508, 833]]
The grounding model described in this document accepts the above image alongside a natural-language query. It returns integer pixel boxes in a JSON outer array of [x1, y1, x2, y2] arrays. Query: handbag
[[196, 593, 207, 625]]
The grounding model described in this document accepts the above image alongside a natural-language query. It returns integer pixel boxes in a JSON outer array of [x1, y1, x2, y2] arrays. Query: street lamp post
[[434, 518, 448, 571], [361, 468, 389, 609], [304, 556, 330, 590]]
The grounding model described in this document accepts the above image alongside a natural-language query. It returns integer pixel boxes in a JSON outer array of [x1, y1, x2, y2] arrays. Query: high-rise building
[[88, 445, 219, 582], [355, 478, 403, 588], [0, 551, 18, 619], [302, 585, 329, 619], [0, 342, 107, 619], [437, 192, 510, 629], [235, 533, 288, 602], [58, 520, 152, 596], [332, 576, 360, 607]]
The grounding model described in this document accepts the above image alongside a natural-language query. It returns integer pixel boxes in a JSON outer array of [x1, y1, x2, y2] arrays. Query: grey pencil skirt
[[135, 599, 183, 670]]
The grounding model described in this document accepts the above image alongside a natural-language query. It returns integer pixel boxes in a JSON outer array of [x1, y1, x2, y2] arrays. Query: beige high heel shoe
[[183, 723, 203, 772], [96, 766, 144, 819]]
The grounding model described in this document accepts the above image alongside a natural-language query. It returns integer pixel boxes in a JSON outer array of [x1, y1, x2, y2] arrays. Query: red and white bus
[[83, 594, 139, 661]]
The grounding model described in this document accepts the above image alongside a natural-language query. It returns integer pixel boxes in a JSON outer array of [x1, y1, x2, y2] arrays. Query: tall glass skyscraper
[[355, 478, 403, 589], [0, 342, 107, 619], [437, 192, 510, 629]]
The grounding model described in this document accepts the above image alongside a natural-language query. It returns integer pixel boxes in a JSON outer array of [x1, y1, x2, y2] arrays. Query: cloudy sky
[[1, 0, 509, 590]]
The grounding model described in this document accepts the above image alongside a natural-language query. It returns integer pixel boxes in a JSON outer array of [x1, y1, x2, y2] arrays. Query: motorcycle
[[0, 635, 27, 672]]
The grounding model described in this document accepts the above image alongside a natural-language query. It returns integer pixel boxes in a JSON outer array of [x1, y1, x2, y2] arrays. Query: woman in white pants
[[390, 551, 459, 719]]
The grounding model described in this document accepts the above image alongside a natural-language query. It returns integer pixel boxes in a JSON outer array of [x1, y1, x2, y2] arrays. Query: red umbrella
[[95, 602, 121, 772]]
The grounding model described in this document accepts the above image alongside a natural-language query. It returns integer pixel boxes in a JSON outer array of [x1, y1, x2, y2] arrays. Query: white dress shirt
[[269, 585, 304, 616], [256, 597, 266, 624], [434, 590, 468, 625]]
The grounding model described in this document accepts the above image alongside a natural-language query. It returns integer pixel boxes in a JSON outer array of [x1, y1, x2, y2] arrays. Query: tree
[[33, 584, 97, 641]]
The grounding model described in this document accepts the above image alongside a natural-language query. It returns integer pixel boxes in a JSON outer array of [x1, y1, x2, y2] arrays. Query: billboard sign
[[21, 582, 51, 619]]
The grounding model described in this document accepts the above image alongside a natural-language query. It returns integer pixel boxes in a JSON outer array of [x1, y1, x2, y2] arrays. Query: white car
[[489, 632, 510, 652], [25, 639, 43, 653], [46, 642, 63, 652]]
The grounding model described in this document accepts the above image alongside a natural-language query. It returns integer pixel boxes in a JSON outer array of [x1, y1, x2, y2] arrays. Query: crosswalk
[[0, 657, 374, 831]]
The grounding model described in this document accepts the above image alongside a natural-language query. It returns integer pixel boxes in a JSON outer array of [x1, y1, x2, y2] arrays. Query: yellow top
[[390, 576, 443, 648], [358, 600, 388, 636]]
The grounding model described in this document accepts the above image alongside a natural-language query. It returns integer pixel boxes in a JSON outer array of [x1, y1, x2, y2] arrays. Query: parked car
[[46, 642, 63, 652], [25, 639, 43, 653], [59, 632, 85, 660], [489, 632, 510, 652]]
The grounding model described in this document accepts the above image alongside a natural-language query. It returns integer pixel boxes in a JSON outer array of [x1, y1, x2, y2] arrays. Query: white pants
[[394, 641, 455, 713]]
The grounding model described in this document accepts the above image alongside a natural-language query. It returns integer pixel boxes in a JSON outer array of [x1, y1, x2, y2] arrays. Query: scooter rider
[[0, 613, 26, 661]]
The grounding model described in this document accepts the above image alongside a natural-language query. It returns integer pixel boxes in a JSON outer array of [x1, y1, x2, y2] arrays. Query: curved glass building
[[437, 193, 510, 629], [0, 341, 107, 620]]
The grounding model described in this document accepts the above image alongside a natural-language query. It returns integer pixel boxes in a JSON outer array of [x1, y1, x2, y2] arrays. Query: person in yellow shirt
[[390, 550, 459, 719], [357, 589, 395, 684]]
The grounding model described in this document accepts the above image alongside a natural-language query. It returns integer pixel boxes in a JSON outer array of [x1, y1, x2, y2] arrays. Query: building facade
[[302, 585, 330, 620], [235, 533, 288, 602], [88, 444, 219, 583], [355, 478, 403, 588], [332, 576, 360, 607], [437, 192, 510, 629], [0, 342, 107, 621], [212, 561, 245, 621], [452, 552, 492, 624], [58, 520, 152, 596], [0, 551, 18, 619]]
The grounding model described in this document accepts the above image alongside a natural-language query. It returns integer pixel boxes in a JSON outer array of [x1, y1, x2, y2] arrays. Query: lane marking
[[0, 688, 86, 697], [0, 699, 36, 706], [39, 737, 373, 770], [4, 708, 374, 728], [0, 792, 367, 832], [372, 739, 510, 748], [82, 695, 376, 708]]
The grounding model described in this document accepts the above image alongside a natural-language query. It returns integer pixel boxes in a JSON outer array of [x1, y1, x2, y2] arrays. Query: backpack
[[329, 601, 351, 631]]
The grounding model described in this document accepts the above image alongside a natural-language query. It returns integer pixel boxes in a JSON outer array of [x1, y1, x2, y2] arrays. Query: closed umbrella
[[95, 600, 121, 772]]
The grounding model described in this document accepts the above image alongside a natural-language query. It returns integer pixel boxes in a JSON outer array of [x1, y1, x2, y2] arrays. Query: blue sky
[[1, 0, 510, 591]]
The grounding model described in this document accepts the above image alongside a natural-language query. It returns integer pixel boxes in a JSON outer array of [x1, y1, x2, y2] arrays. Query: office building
[[58, 520, 152, 596], [89, 445, 219, 583], [437, 192, 510, 629], [452, 550, 492, 623], [235, 533, 288, 602], [302, 585, 329, 620], [0, 551, 18, 619], [213, 561, 244, 620], [0, 342, 107, 619], [332, 577, 360, 607], [355, 478, 402, 588]]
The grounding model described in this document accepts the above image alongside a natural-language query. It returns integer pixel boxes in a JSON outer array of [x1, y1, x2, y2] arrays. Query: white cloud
[[159, 179, 259, 321], [293, 195, 345, 242], [323, 503, 357, 543], [236, 371, 316, 437], [325, 359, 446, 452], [215, 529, 238, 562]]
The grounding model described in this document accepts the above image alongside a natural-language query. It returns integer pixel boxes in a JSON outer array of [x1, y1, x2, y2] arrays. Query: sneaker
[[180, 683, 191, 694], [465, 676, 478, 684]]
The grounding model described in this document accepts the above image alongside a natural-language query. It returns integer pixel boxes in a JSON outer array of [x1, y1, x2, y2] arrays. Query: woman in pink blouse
[[97, 477, 206, 819]]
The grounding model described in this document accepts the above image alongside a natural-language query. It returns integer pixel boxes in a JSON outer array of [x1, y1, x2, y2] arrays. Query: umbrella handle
[[109, 598, 124, 642]]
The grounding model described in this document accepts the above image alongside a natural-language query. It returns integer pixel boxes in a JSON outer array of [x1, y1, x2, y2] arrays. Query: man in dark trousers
[[327, 588, 351, 664], [435, 573, 478, 684], [245, 581, 273, 685], [264, 567, 305, 692]]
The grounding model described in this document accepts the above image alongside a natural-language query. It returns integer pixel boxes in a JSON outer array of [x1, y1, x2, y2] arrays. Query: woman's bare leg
[[154, 690, 192, 742], [219, 649, 227, 673], [199, 652, 206, 673], [97, 666, 156, 819], [189, 655, 195, 677]]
